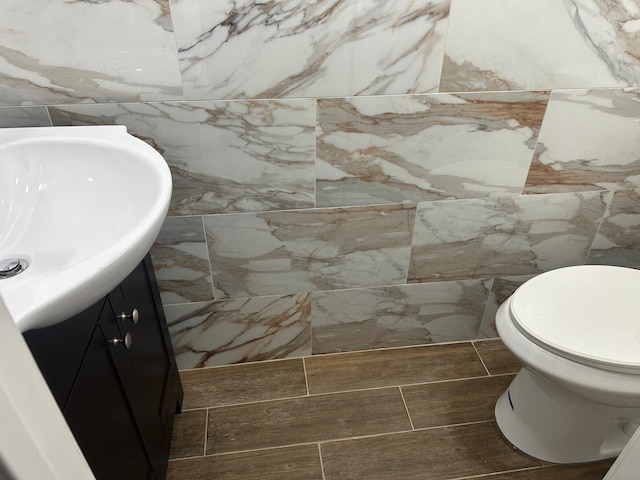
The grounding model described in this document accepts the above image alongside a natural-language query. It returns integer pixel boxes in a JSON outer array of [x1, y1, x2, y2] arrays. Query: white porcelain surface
[[496, 298, 640, 463], [510, 265, 640, 372], [497, 300, 640, 406], [0, 126, 172, 331]]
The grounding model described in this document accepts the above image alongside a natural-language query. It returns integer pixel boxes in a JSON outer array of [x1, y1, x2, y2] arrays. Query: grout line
[[584, 189, 614, 263], [302, 357, 311, 396], [177, 354, 305, 373], [398, 386, 416, 431], [201, 374, 498, 410], [200, 215, 218, 302], [177, 339, 488, 374], [178, 406, 210, 413], [472, 342, 491, 376], [200, 420, 496, 458], [314, 420, 494, 448], [203, 409, 209, 456], [445, 465, 549, 480], [317, 443, 327, 480]]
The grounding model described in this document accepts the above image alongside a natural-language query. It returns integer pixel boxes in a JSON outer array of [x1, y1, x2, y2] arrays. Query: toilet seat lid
[[509, 265, 640, 373]]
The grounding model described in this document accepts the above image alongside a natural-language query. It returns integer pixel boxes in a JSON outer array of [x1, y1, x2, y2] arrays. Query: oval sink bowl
[[0, 126, 172, 332]]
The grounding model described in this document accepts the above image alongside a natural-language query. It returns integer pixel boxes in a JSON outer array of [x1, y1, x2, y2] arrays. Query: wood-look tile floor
[[167, 339, 614, 480]]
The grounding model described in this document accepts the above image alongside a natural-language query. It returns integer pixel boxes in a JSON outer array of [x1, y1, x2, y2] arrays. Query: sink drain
[[0, 258, 29, 279]]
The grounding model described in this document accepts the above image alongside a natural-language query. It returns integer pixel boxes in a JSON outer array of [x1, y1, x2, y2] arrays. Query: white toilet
[[494, 265, 640, 464]]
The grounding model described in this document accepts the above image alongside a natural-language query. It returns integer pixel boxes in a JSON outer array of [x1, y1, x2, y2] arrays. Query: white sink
[[0, 126, 172, 332]]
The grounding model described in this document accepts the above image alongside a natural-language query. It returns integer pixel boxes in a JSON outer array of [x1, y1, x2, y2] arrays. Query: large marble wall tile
[[49, 99, 315, 214], [164, 294, 311, 368], [0, 107, 51, 127], [204, 204, 416, 299], [440, 0, 639, 91], [524, 89, 640, 194], [408, 191, 611, 283], [311, 280, 492, 354], [1, 0, 182, 106], [150, 216, 214, 305], [478, 274, 535, 339], [587, 190, 640, 266], [170, 0, 450, 99], [316, 92, 548, 207]]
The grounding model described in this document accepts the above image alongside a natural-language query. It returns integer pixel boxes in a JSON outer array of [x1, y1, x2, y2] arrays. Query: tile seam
[[302, 357, 311, 396], [308, 374, 498, 397], [168, 443, 319, 461], [201, 377, 498, 410], [200, 215, 218, 302], [204, 420, 495, 457], [177, 356, 305, 373], [203, 408, 209, 456], [176, 340, 482, 374], [317, 443, 327, 480], [471, 342, 492, 376], [398, 386, 416, 430], [445, 464, 550, 479]]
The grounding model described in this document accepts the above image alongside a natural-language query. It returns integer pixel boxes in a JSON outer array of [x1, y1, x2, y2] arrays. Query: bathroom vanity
[[23, 255, 182, 480]]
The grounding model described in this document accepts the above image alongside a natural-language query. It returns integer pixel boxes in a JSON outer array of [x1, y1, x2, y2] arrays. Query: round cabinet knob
[[117, 308, 139, 324], [109, 333, 132, 349]]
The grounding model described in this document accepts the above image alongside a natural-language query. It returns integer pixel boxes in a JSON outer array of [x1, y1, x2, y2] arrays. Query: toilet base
[[495, 368, 640, 463]]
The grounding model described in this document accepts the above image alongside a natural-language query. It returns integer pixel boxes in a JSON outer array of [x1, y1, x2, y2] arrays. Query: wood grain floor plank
[[179, 358, 307, 409], [169, 409, 207, 459], [468, 461, 613, 479], [473, 339, 521, 375], [167, 445, 323, 480], [306, 343, 487, 394], [320, 422, 540, 480], [402, 375, 514, 429], [207, 388, 411, 454]]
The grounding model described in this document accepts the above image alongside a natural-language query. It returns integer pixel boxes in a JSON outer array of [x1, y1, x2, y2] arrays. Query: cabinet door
[[109, 256, 180, 480], [24, 300, 102, 410], [64, 303, 153, 480]]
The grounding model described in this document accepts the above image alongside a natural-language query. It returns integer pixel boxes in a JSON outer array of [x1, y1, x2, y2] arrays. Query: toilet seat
[[509, 265, 640, 374]]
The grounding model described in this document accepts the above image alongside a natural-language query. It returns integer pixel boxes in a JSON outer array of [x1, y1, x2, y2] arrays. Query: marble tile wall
[[3, 0, 640, 366]]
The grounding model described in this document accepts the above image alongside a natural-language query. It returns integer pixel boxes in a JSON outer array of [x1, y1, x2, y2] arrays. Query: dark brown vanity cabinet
[[23, 255, 183, 480]]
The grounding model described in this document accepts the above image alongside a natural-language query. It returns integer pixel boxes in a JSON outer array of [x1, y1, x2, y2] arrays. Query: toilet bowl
[[494, 265, 640, 464]]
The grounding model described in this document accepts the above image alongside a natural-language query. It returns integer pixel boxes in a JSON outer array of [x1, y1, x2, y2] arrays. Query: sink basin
[[0, 126, 172, 332]]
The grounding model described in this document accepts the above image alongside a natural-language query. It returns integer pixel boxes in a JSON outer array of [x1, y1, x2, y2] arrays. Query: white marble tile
[[478, 274, 535, 339], [203, 204, 416, 299], [0, 107, 51, 127], [524, 88, 640, 194], [49, 99, 315, 214], [317, 92, 548, 207], [311, 280, 491, 354], [170, 0, 450, 99], [1, 0, 183, 105], [408, 191, 611, 282], [587, 189, 640, 266], [441, 0, 640, 91], [164, 294, 311, 368], [150, 216, 214, 305]]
